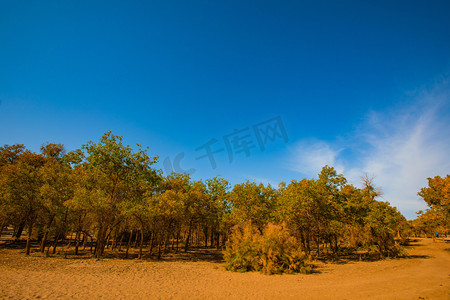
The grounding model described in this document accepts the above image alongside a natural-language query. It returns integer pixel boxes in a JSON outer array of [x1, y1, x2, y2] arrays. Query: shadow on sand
[[0, 238, 224, 263], [0, 237, 432, 273]]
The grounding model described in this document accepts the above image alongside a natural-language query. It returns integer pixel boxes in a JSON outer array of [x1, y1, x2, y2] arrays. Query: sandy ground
[[0, 238, 449, 299]]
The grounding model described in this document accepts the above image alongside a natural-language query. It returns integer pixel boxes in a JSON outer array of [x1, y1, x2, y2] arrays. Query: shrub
[[223, 221, 260, 272], [224, 221, 311, 274]]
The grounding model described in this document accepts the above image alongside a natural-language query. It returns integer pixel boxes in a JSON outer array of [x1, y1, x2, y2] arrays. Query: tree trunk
[[210, 230, 215, 248], [316, 235, 321, 257], [303, 231, 311, 255], [112, 229, 118, 250], [75, 230, 81, 255], [138, 227, 144, 259], [149, 232, 155, 256], [299, 232, 306, 253], [171, 233, 175, 250], [133, 232, 138, 248], [52, 232, 61, 254], [125, 230, 133, 259], [185, 221, 193, 253], [25, 221, 33, 255], [15, 220, 26, 239], [40, 230, 49, 253], [95, 224, 110, 259], [118, 232, 125, 251], [157, 237, 162, 259], [96, 226, 108, 258], [204, 226, 208, 248], [105, 235, 110, 249], [333, 235, 339, 254], [0, 222, 5, 240], [164, 231, 171, 253]]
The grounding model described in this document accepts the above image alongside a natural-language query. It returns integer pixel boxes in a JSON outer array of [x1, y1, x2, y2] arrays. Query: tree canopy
[[0, 132, 423, 270]]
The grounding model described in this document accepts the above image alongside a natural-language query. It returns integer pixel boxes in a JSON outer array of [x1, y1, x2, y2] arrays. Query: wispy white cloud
[[288, 140, 344, 176], [242, 174, 279, 187], [287, 80, 450, 219]]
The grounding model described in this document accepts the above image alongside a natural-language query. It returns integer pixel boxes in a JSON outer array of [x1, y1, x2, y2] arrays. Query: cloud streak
[[288, 81, 450, 219]]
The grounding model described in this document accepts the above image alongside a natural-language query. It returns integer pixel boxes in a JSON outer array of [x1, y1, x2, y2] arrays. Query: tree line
[[0, 131, 446, 268]]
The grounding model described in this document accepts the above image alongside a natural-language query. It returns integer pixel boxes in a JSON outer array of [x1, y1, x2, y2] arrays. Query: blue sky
[[1, 1, 450, 219]]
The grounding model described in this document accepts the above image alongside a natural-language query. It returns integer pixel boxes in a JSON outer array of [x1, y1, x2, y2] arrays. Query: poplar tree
[[67, 131, 160, 258]]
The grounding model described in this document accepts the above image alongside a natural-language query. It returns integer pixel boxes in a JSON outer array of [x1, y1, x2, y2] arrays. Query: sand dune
[[1, 238, 449, 299]]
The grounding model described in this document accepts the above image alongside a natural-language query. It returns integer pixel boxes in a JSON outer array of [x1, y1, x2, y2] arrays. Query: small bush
[[224, 221, 311, 274], [223, 221, 260, 272]]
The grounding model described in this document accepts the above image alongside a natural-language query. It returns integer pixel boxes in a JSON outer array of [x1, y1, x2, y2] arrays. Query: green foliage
[[65, 131, 161, 257], [364, 201, 405, 257], [229, 181, 277, 230], [413, 207, 448, 237], [418, 175, 450, 208], [224, 221, 310, 275], [416, 175, 450, 235], [0, 137, 412, 263], [205, 176, 231, 230]]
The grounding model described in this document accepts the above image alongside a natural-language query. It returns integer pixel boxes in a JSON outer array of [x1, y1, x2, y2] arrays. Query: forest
[[0, 131, 448, 274]]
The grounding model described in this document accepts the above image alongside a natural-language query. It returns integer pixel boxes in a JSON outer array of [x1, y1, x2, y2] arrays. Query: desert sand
[[0, 238, 449, 299]]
